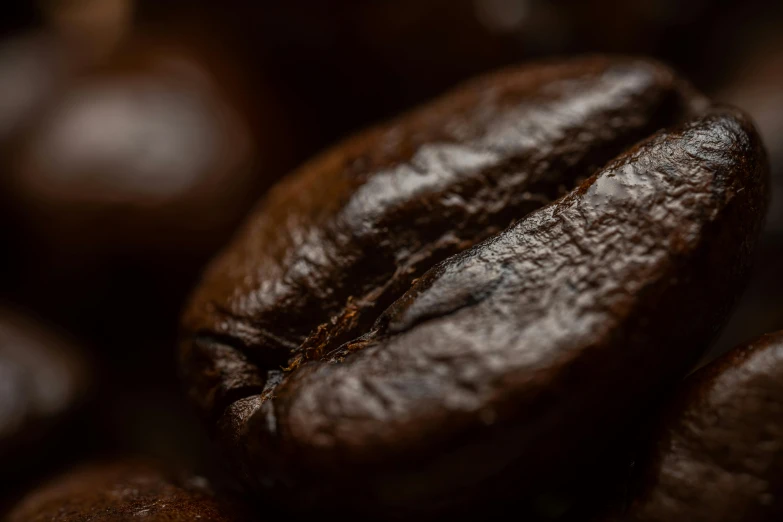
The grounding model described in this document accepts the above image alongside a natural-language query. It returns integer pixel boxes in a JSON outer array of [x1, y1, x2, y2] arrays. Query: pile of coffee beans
[[1, 2, 783, 521]]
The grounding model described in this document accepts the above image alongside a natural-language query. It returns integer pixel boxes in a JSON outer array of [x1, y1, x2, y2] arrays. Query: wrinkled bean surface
[[180, 56, 768, 516]]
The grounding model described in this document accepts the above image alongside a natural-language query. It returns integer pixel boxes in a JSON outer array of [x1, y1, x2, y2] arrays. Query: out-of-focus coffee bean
[[38, 0, 134, 62], [606, 331, 783, 522], [1, 27, 293, 342]]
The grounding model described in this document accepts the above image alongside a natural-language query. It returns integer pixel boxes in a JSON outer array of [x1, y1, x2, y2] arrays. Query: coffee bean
[[0, 32, 78, 147], [180, 56, 767, 517], [0, 29, 292, 340], [8, 39, 254, 262], [6, 461, 249, 522], [607, 331, 783, 522], [0, 31, 86, 287]]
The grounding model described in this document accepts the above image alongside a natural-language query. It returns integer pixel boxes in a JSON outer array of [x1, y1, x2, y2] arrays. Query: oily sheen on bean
[[180, 56, 768, 516]]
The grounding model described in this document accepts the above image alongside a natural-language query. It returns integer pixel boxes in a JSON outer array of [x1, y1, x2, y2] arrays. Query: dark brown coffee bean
[[1, 28, 292, 340], [8, 43, 250, 251], [0, 308, 89, 471], [0, 32, 77, 146], [180, 56, 767, 517], [0, 15, 135, 155], [8, 43, 253, 259], [6, 461, 249, 522], [38, 0, 133, 62], [608, 331, 783, 522]]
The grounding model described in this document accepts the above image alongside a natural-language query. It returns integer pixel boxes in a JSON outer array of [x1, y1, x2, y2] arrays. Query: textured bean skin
[[183, 56, 699, 416], [7, 37, 256, 268], [6, 461, 247, 522], [610, 332, 783, 522], [179, 57, 768, 516]]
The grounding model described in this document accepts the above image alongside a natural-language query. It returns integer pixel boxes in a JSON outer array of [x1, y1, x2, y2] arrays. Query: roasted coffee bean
[[0, 32, 78, 147], [38, 0, 133, 62], [0, 28, 292, 340], [180, 56, 768, 517], [0, 13, 136, 155], [608, 331, 783, 522], [6, 461, 249, 522], [7, 41, 253, 262], [0, 308, 89, 473], [0, 32, 77, 285]]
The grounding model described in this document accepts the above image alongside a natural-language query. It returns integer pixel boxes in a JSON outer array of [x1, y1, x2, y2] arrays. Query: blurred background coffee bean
[[0, 0, 135, 159], [0, 30, 92, 285], [2, 19, 293, 344], [0, 33, 78, 150], [5, 37, 255, 336]]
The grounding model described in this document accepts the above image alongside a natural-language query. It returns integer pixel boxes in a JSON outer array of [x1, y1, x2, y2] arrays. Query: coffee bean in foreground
[[6, 461, 249, 522], [0, 28, 291, 340], [180, 56, 769, 517]]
